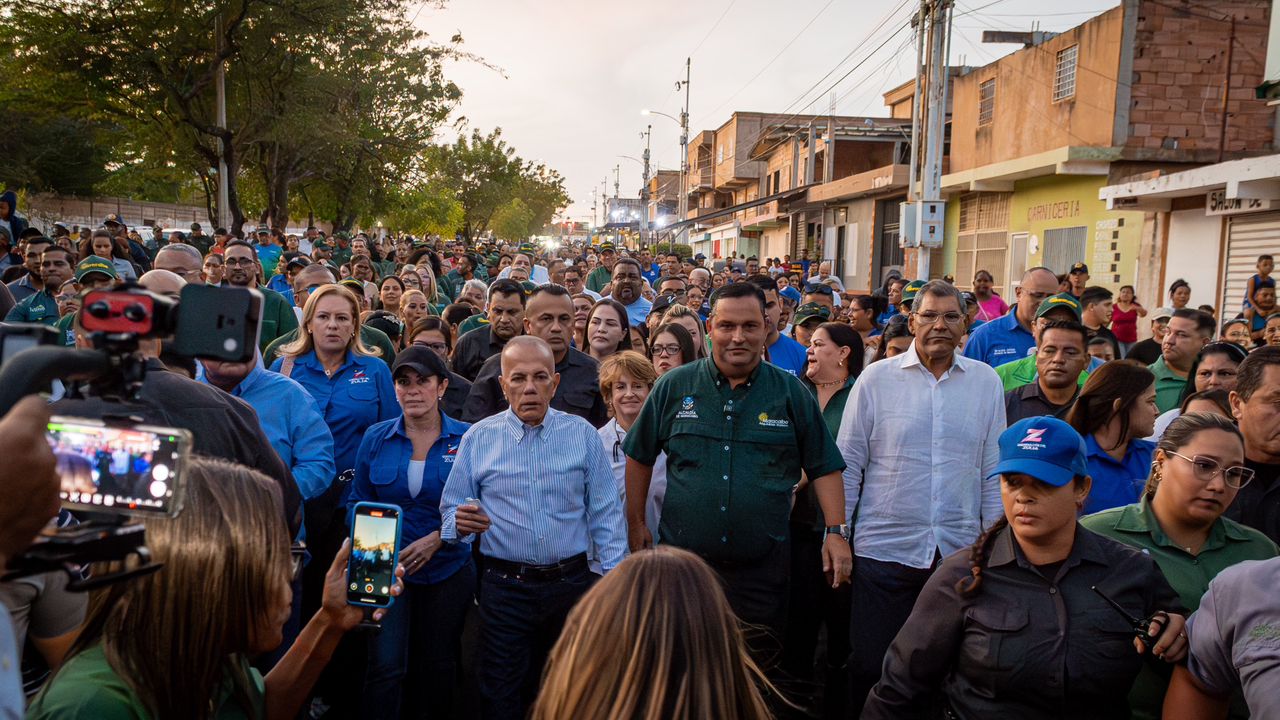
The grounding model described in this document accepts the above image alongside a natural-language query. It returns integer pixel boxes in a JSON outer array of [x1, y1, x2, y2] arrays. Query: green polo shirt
[[586, 265, 611, 294], [29, 643, 265, 719], [623, 357, 846, 563], [56, 312, 76, 346], [1082, 497, 1277, 720], [4, 289, 59, 325], [1148, 357, 1188, 414], [994, 354, 1091, 392]]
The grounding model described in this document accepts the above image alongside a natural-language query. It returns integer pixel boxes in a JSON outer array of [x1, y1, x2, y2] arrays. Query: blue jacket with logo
[[270, 350, 397, 474], [348, 413, 472, 585]]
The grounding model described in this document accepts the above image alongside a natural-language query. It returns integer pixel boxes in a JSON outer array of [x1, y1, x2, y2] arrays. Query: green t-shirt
[[1148, 357, 1189, 414], [1081, 498, 1278, 720], [623, 358, 846, 562], [994, 354, 1091, 392], [586, 265, 612, 294], [28, 644, 265, 719]]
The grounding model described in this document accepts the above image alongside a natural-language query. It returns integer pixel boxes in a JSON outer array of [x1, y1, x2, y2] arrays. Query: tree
[[490, 198, 536, 241]]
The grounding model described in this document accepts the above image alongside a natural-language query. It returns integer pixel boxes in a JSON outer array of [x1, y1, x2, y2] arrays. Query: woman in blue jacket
[[349, 346, 473, 720]]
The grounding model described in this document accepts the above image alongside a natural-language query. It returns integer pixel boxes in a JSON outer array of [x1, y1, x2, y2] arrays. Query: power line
[[695, 0, 839, 124]]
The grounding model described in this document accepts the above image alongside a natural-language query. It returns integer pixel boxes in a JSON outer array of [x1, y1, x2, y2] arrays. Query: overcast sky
[[419, 0, 1116, 220]]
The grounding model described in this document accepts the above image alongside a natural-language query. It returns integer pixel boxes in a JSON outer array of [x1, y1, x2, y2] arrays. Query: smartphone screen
[[47, 417, 190, 517], [348, 504, 401, 607]]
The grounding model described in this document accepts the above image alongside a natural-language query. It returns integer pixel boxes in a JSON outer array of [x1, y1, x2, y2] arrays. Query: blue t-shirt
[[1082, 434, 1155, 515], [961, 306, 1035, 368], [768, 334, 808, 377]]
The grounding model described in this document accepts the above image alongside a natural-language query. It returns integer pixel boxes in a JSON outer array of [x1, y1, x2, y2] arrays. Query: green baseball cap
[[1035, 292, 1083, 321], [793, 302, 831, 325], [75, 255, 118, 282], [901, 279, 926, 303]]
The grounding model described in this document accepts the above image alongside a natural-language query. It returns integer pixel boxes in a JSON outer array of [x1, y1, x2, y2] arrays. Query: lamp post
[[643, 58, 690, 245]]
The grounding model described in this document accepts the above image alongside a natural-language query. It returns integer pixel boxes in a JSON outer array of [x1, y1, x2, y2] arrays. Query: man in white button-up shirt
[[837, 280, 1005, 710]]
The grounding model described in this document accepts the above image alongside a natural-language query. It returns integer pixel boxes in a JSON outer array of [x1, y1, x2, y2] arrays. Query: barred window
[[1054, 45, 1078, 102], [978, 79, 996, 126]]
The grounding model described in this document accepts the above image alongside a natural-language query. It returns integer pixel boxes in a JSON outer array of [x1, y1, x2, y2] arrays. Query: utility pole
[[641, 125, 652, 247], [215, 15, 230, 231], [901, 0, 951, 280], [677, 57, 691, 245], [613, 164, 621, 200]]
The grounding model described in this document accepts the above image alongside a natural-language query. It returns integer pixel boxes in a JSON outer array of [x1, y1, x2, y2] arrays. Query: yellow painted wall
[[1011, 175, 1145, 290]]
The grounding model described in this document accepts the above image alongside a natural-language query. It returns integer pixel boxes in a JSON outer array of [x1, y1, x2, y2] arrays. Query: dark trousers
[[478, 559, 595, 720], [848, 553, 937, 716], [706, 538, 791, 670], [363, 563, 476, 720], [780, 526, 852, 719]]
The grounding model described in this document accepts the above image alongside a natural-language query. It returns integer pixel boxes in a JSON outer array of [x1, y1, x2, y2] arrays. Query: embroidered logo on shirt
[[349, 370, 369, 384], [676, 396, 699, 420], [757, 412, 790, 428], [443, 443, 459, 462]]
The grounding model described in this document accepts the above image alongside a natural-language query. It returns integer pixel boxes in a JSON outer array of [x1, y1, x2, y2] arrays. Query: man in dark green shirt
[[624, 281, 850, 648], [4, 246, 75, 325]]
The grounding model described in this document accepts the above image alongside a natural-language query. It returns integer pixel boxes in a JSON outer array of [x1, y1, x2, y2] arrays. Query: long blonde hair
[[532, 547, 774, 720], [39, 458, 291, 720], [278, 283, 381, 358], [661, 303, 708, 358]]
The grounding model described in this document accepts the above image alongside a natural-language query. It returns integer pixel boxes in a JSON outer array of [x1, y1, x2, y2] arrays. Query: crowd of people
[[0, 194, 1277, 720]]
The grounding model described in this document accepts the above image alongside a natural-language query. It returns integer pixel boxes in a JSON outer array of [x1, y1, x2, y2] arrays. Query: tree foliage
[[2, 0, 467, 231]]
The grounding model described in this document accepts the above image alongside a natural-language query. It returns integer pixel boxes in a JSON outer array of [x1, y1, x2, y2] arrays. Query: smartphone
[[348, 502, 402, 608], [47, 416, 191, 517]]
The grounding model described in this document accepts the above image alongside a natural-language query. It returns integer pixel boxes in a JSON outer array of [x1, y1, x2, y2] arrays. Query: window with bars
[[1054, 45, 1078, 102], [956, 192, 1012, 296], [978, 79, 996, 126]]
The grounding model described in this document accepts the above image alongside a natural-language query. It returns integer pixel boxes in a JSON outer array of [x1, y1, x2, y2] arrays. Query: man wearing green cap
[[791, 302, 830, 347], [994, 292, 1104, 391], [898, 280, 926, 313]]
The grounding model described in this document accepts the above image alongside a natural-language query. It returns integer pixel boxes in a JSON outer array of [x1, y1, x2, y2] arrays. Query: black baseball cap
[[392, 344, 449, 380], [1069, 262, 1089, 275]]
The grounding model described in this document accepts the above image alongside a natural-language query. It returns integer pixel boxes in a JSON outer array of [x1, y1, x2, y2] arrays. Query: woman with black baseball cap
[[863, 416, 1188, 719], [347, 345, 474, 719]]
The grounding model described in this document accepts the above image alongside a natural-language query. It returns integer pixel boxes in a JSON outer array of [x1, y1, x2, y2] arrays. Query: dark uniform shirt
[[623, 358, 845, 563], [440, 370, 471, 420], [462, 347, 606, 427], [451, 325, 509, 382], [53, 359, 302, 537], [1088, 324, 1122, 359], [1003, 381, 1079, 426], [863, 525, 1183, 720], [1225, 458, 1280, 546], [1126, 338, 1162, 365]]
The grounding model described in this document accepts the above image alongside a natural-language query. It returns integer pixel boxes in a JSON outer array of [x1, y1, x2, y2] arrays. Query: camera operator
[[53, 284, 303, 537], [26, 457, 405, 720], [0, 396, 62, 718]]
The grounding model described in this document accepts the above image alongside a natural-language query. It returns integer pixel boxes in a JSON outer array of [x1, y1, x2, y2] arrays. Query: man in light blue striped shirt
[[440, 336, 627, 719]]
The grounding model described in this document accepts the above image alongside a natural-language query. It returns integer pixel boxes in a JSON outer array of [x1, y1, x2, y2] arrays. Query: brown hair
[[1065, 360, 1155, 451], [38, 458, 290, 719], [532, 547, 773, 720], [598, 350, 658, 413]]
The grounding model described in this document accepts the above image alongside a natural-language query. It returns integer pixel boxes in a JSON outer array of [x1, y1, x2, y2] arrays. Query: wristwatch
[[825, 524, 850, 541]]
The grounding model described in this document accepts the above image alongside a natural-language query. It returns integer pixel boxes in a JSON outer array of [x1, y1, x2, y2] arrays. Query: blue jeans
[[363, 562, 476, 720], [478, 561, 595, 720]]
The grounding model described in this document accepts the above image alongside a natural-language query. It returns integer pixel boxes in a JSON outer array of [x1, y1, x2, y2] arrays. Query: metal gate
[[1223, 212, 1280, 314]]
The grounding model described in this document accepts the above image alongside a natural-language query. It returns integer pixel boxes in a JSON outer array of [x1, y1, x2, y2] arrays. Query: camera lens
[[86, 301, 111, 318], [124, 303, 148, 322]]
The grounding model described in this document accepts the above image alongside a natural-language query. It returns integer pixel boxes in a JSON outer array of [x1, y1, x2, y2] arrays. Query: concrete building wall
[[950, 8, 1124, 173]]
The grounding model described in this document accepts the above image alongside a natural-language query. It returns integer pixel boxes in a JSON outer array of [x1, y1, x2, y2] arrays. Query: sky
[[418, 0, 1118, 221]]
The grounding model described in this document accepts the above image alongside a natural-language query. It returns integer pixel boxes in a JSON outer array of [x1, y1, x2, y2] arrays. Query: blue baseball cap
[[779, 286, 802, 305], [988, 417, 1088, 487]]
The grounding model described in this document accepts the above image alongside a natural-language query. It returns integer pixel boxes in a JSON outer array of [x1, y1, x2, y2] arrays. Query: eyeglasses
[[912, 311, 965, 326], [224, 257, 257, 267], [1166, 451, 1255, 489], [416, 341, 449, 353], [651, 344, 682, 357], [804, 283, 833, 295]]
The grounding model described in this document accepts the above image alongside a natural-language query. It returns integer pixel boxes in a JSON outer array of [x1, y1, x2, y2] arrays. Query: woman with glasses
[[1150, 342, 1248, 440], [648, 323, 696, 376], [1067, 361, 1160, 514], [406, 317, 471, 419], [1083, 413, 1276, 720], [660, 303, 708, 359], [596, 351, 665, 548], [348, 346, 475, 720]]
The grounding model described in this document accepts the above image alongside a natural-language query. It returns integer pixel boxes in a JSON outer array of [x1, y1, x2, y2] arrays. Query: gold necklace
[[814, 377, 845, 388]]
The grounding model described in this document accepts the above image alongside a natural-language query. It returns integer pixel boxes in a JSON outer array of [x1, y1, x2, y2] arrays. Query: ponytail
[[955, 516, 1009, 597]]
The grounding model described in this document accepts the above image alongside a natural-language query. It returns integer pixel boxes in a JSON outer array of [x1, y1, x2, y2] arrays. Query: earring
[[838, 359, 844, 367]]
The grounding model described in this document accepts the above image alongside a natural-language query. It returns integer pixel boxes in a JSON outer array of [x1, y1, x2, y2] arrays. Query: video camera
[[0, 282, 263, 590]]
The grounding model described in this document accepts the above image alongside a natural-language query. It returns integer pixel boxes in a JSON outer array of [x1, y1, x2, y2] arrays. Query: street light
[[640, 103, 689, 244], [641, 108, 680, 124]]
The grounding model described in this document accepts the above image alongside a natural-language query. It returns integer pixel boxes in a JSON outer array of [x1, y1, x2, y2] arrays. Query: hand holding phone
[[347, 503, 402, 608], [324, 538, 404, 628]]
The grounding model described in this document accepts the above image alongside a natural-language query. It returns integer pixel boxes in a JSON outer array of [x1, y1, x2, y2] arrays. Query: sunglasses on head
[[804, 283, 833, 295]]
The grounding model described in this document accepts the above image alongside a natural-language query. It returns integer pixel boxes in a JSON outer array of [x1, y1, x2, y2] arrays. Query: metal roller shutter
[[1223, 212, 1280, 314]]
